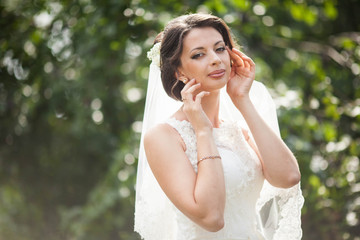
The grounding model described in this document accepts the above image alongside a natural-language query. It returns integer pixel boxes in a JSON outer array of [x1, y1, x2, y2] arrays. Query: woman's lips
[[208, 69, 226, 78]]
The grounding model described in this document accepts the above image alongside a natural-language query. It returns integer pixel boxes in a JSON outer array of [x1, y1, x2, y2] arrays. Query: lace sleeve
[[256, 181, 304, 240]]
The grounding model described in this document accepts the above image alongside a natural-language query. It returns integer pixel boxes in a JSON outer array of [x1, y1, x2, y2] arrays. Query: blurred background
[[0, 0, 359, 239]]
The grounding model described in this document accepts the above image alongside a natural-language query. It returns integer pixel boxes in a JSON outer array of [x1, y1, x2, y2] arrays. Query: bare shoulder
[[145, 123, 179, 145], [143, 122, 194, 196], [144, 123, 185, 157]]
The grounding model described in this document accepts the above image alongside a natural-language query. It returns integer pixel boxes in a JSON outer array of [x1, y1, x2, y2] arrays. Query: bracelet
[[197, 155, 221, 165]]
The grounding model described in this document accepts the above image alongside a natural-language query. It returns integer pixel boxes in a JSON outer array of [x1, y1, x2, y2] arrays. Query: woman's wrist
[[232, 95, 253, 112]]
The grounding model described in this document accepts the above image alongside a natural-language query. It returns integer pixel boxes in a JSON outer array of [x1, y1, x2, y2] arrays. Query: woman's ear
[[175, 71, 189, 84]]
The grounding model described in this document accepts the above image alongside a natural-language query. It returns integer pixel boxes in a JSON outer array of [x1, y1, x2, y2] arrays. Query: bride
[[135, 13, 304, 240]]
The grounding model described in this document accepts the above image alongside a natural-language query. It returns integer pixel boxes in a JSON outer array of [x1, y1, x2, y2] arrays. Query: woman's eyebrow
[[214, 40, 225, 46], [189, 40, 225, 53]]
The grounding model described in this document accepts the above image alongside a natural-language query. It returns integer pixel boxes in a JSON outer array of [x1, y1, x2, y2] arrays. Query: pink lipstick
[[208, 69, 225, 78]]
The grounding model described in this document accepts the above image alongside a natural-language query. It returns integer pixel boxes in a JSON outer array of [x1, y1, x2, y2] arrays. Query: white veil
[[134, 43, 304, 240]]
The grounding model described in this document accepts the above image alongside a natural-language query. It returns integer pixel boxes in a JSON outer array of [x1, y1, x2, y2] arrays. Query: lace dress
[[164, 118, 265, 240], [135, 78, 304, 240], [134, 117, 304, 240]]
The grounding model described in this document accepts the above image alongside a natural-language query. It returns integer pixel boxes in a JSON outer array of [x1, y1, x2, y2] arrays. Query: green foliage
[[0, 0, 359, 239]]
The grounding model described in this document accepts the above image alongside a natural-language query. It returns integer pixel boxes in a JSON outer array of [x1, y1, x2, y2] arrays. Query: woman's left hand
[[226, 47, 255, 101]]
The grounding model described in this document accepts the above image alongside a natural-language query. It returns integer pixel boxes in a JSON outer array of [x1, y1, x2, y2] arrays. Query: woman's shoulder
[[144, 121, 186, 150], [145, 122, 175, 141]]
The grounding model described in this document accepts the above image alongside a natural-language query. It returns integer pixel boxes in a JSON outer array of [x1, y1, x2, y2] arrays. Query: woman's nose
[[210, 51, 221, 66]]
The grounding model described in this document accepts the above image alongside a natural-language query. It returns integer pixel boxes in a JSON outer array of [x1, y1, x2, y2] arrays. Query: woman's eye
[[216, 47, 226, 52], [191, 53, 203, 59]]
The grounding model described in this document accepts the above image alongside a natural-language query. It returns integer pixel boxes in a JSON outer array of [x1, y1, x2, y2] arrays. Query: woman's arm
[[144, 123, 225, 232], [144, 79, 226, 232], [239, 103, 301, 188], [227, 47, 300, 188]]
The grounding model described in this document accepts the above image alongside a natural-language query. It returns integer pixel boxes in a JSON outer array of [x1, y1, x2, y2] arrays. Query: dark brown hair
[[156, 13, 237, 101]]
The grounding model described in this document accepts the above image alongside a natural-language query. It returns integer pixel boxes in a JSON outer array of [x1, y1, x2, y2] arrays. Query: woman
[[135, 13, 304, 240]]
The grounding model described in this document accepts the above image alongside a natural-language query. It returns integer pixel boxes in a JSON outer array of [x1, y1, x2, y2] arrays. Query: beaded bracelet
[[197, 155, 222, 165]]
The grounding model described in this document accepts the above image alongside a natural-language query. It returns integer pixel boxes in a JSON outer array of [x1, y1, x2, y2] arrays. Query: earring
[[179, 76, 189, 84]]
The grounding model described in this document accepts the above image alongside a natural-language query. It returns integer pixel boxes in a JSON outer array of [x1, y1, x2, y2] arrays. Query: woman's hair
[[156, 13, 237, 101]]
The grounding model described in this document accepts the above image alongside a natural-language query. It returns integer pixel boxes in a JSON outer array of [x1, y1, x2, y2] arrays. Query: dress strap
[[164, 118, 198, 170]]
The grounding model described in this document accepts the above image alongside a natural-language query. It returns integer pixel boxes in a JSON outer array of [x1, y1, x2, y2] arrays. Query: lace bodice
[[165, 118, 265, 240]]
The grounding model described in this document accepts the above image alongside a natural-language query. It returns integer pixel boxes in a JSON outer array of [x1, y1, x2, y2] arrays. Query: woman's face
[[177, 27, 231, 92]]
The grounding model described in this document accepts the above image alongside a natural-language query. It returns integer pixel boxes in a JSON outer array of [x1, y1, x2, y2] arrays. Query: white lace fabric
[[256, 181, 304, 240], [166, 118, 265, 240], [135, 117, 304, 240]]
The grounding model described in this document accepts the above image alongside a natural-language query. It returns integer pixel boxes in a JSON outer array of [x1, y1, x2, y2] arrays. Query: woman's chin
[[213, 78, 228, 89], [204, 82, 227, 93]]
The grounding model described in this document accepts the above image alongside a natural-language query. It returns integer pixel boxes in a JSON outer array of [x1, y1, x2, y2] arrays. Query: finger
[[182, 82, 202, 102], [184, 83, 201, 101], [186, 82, 201, 94], [181, 78, 196, 99], [232, 48, 255, 65], [232, 49, 255, 72], [194, 91, 210, 105], [227, 48, 245, 67], [181, 78, 196, 92], [244, 57, 255, 68], [244, 59, 251, 69], [243, 57, 255, 72], [227, 47, 244, 67]]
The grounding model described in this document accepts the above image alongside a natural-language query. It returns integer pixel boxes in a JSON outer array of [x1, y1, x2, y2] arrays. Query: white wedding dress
[[134, 57, 304, 240], [164, 118, 265, 240]]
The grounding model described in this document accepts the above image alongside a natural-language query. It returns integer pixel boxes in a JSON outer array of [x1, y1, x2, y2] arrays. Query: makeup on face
[[178, 27, 231, 91]]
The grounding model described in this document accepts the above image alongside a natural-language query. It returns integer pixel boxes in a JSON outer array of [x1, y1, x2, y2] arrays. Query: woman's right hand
[[180, 79, 212, 134]]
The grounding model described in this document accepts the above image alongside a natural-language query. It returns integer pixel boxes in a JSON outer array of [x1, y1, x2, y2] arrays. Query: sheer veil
[[134, 43, 304, 240]]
